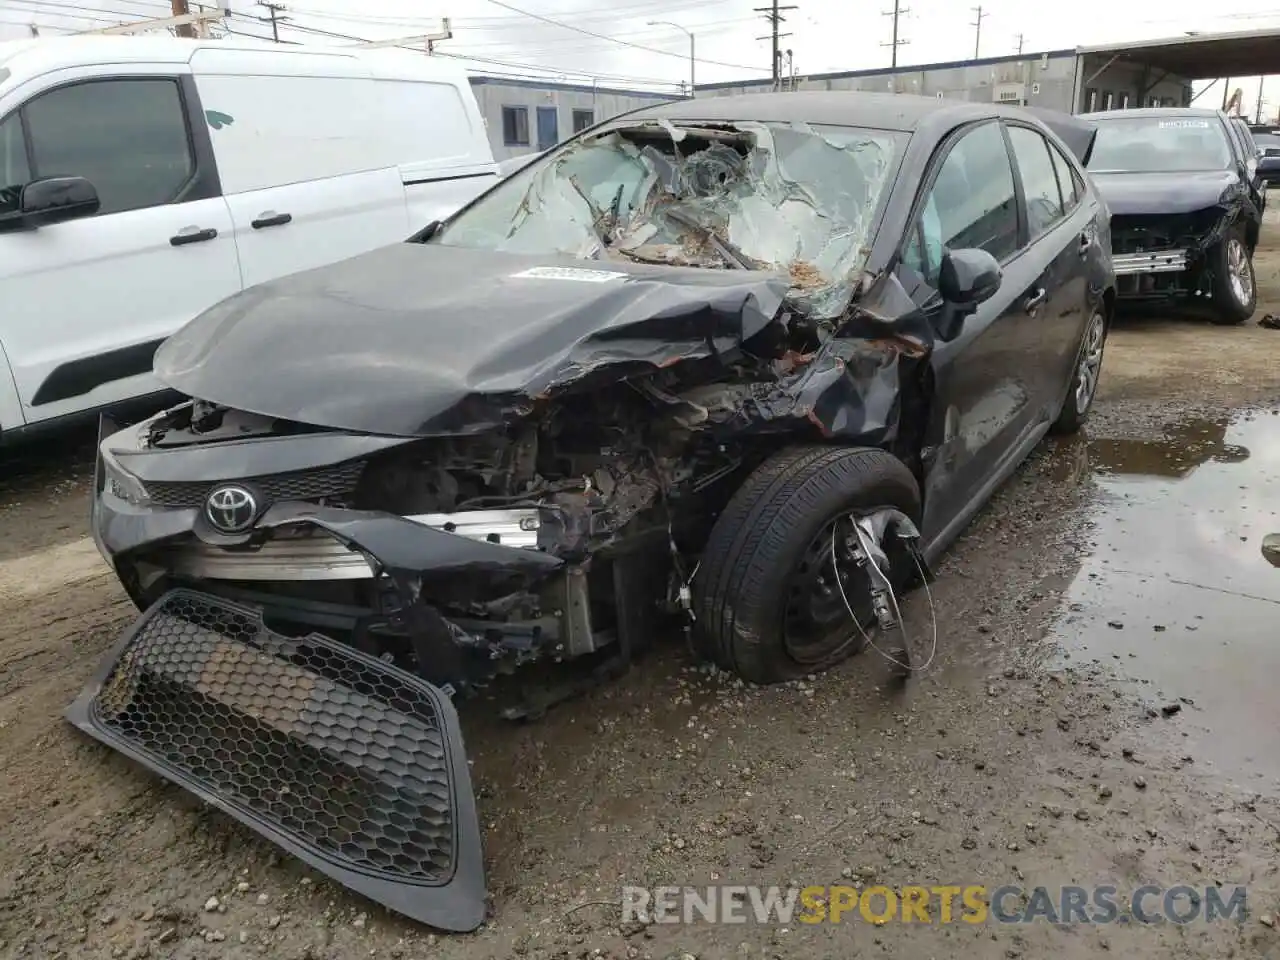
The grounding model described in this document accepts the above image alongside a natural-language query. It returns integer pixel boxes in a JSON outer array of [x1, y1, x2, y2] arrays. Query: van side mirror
[[18, 176, 100, 227], [938, 247, 1002, 309]]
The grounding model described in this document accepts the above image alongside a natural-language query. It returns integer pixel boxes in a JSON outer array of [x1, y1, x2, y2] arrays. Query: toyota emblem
[[205, 484, 259, 533]]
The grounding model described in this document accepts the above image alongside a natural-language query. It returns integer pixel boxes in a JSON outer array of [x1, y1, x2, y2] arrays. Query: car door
[[190, 51, 411, 291], [0, 71, 241, 428], [1004, 122, 1093, 403], [895, 119, 1052, 540]]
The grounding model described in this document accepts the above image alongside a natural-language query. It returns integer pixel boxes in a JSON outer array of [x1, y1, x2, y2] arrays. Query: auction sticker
[[510, 266, 627, 283], [1157, 119, 1212, 128]]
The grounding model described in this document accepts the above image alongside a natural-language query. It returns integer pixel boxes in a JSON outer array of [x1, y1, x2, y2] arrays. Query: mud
[[4, 239, 1280, 959]]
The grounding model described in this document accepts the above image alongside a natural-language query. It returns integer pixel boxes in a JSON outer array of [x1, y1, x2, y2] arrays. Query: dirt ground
[[4, 230, 1280, 960]]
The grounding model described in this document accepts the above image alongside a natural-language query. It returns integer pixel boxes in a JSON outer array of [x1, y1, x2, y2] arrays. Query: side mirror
[[938, 247, 1002, 309], [1246, 156, 1259, 179], [18, 176, 100, 227]]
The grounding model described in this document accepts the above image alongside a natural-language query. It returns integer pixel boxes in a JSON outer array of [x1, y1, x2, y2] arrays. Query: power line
[[970, 4, 987, 60], [881, 0, 908, 69], [754, 0, 797, 89], [228, 15, 686, 89], [478, 0, 769, 73]]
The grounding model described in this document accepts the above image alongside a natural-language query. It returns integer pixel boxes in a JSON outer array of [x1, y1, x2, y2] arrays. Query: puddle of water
[[1050, 409, 1280, 793]]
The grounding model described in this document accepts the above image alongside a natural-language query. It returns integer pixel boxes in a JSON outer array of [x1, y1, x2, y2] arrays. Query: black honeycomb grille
[[87, 590, 458, 884], [146, 460, 366, 509]]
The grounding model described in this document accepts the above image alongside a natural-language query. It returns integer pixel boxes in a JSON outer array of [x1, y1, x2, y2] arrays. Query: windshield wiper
[[662, 207, 754, 270]]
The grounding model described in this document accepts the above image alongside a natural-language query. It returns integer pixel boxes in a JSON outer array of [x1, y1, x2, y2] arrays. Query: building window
[[1102, 91, 1115, 110], [501, 106, 529, 147], [1085, 88, 1098, 112], [572, 109, 594, 133]]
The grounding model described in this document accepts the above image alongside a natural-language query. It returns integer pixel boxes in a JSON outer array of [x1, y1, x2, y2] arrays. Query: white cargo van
[[0, 36, 500, 441]]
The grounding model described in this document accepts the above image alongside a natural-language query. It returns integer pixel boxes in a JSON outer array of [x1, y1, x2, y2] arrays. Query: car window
[[901, 121, 1018, 286], [1046, 140, 1079, 212], [1007, 125, 1064, 240], [24, 78, 194, 217], [1088, 116, 1232, 173], [0, 111, 29, 216]]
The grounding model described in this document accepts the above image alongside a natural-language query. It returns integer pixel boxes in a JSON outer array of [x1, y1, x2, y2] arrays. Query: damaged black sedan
[[1086, 107, 1264, 324], [73, 93, 1115, 932]]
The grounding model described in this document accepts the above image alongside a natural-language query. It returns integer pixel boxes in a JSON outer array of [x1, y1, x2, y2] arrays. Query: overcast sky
[[3, 0, 1279, 109]]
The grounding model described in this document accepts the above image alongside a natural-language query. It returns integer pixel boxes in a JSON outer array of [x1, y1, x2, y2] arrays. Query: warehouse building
[[468, 76, 679, 160], [468, 27, 1280, 159], [696, 26, 1280, 115]]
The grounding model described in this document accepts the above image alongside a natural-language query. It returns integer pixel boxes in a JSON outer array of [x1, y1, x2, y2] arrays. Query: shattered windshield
[[434, 119, 906, 317], [1088, 116, 1232, 174]]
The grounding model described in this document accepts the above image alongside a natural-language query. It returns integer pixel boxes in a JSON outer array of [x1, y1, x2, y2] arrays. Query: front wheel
[[1209, 229, 1256, 325], [692, 446, 921, 684]]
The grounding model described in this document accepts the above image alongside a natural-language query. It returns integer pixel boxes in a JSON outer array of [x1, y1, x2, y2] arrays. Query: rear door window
[[1007, 125, 1065, 240]]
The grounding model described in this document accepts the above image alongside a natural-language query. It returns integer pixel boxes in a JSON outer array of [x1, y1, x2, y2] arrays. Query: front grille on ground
[[146, 460, 366, 509], [67, 589, 486, 930]]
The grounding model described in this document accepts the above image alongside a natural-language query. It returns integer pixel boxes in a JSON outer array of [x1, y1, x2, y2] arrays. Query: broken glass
[[435, 119, 906, 318]]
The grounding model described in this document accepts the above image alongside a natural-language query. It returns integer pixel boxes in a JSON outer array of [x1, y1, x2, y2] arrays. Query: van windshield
[[1088, 116, 1232, 173], [433, 119, 906, 317]]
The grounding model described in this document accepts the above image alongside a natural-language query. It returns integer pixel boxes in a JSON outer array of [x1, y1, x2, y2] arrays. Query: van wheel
[[692, 446, 921, 684], [1210, 228, 1256, 325]]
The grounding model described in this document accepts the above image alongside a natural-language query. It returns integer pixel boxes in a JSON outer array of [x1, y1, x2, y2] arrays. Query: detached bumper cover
[[66, 588, 486, 932]]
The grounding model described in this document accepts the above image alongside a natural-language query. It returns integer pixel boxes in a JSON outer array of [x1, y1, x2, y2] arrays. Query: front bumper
[[67, 588, 486, 931], [80, 414, 582, 931]]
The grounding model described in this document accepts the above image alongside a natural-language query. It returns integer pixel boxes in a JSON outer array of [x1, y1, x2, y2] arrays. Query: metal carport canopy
[[1078, 26, 1280, 80]]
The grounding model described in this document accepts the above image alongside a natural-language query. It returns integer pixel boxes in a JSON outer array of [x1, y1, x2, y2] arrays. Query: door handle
[[1024, 287, 1048, 313], [170, 226, 218, 247], [251, 211, 293, 229]]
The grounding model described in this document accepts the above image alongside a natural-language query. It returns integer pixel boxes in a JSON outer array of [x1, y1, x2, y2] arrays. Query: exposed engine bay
[[117, 304, 928, 709]]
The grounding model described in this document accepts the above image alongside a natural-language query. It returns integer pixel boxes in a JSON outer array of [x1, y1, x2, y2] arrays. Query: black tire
[[1209, 225, 1256, 325], [692, 445, 921, 684], [1051, 304, 1108, 435]]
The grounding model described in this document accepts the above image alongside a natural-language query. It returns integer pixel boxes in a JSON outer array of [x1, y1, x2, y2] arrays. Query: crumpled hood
[[1089, 170, 1238, 216], [154, 243, 789, 437]]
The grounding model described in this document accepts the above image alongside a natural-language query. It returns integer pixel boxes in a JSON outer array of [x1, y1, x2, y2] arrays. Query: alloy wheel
[[1228, 237, 1254, 306], [1075, 311, 1106, 415]]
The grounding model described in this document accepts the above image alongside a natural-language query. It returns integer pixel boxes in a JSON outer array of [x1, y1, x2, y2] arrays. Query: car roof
[[1088, 107, 1225, 121], [626, 91, 977, 133]]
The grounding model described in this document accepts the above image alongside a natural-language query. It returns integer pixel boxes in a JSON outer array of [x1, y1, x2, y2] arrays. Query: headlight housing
[[101, 448, 150, 506]]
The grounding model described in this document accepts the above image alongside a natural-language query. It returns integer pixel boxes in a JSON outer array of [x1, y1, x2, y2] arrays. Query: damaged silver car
[[73, 93, 1115, 931]]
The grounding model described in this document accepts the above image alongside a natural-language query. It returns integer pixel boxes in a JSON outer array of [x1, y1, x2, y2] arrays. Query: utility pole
[[881, 0, 909, 69], [171, 0, 195, 37], [755, 0, 797, 90], [1014, 33, 1024, 55], [28, 22, 39, 36], [1257, 77, 1265, 125], [970, 5, 987, 60], [256, 1, 288, 42]]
